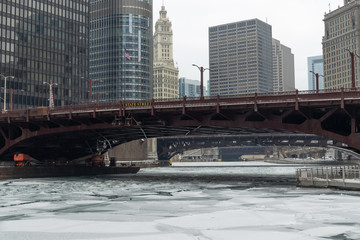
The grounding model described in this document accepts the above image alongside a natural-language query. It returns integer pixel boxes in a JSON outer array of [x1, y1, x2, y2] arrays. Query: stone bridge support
[[108, 138, 158, 161]]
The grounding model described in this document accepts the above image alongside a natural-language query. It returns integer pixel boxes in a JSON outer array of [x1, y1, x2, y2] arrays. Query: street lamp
[[81, 77, 93, 104], [345, 49, 359, 89], [309, 71, 324, 94], [43, 78, 58, 108], [0, 74, 15, 112], [192, 64, 210, 99]]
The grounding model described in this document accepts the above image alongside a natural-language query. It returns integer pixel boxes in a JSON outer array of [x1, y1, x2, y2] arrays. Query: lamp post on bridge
[[192, 64, 210, 100], [0, 74, 15, 112], [309, 71, 324, 94], [345, 49, 359, 89], [43, 78, 58, 108]]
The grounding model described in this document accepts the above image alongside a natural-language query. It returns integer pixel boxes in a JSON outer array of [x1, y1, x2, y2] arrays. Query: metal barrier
[[297, 165, 360, 182]]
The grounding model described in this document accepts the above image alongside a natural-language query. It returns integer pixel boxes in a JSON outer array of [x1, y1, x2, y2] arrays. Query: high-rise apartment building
[[322, 0, 360, 89], [0, 0, 90, 110], [308, 56, 324, 91], [153, 5, 179, 99], [179, 78, 202, 98], [90, 0, 153, 102], [272, 39, 295, 92], [209, 19, 273, 96]]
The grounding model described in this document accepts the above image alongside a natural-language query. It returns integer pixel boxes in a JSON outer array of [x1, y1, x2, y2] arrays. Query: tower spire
[[160, 1, 167, 19]]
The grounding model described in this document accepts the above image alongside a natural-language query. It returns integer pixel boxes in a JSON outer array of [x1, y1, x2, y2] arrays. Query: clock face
[[163, 37, 168, 42]]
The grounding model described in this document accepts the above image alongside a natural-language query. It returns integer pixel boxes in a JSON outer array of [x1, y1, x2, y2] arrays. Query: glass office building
[[179, 77, 201, 98], [308, 56, 324, 91], [90, 0, 153, 102], [0, 0, 90, 110]]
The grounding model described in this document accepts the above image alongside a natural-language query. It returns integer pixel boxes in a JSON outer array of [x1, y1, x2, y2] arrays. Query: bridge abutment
[[108, 138, 159, 162]]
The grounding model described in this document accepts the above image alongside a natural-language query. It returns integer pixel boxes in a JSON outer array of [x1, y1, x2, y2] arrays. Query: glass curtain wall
[[90, 0, 153, 102], [0, 0, 89, 110]]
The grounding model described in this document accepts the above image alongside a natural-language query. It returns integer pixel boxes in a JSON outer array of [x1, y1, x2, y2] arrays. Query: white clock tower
[[153, 4, 179, 99]]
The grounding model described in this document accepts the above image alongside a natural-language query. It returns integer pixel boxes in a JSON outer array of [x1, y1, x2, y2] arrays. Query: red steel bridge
[[0, 88, 359, 162]]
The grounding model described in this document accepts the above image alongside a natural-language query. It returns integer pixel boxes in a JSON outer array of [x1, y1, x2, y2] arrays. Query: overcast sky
[[153, 0, 342, 90]]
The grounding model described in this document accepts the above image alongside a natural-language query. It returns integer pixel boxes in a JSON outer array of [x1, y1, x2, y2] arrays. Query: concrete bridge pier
[[108, 138, 168, 166]]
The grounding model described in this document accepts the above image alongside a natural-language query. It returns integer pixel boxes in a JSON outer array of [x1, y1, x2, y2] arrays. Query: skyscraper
[[272, 39, 295, 92], [90, 0, 153, 102], [322, 0, 360, 89], [308, 56, 324, 91], [209, 19, 273, 96], [179, 78, 201, 98], [153, 4, 179, 99], [0, 0, 90, 110]]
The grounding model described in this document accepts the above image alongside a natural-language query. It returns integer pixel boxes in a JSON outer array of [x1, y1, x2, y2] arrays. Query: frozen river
[[1, 162, 360, 240]]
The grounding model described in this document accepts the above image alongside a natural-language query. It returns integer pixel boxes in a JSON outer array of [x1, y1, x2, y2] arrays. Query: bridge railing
[[296, 165, 360, 181], [3, 87, 360, 118], [153, 87, 360, 104]]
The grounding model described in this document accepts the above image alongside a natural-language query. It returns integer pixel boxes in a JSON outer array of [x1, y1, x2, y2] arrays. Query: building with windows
[[308, 56, 324, 91], [209, 19, 273, 96], [153, 4, 179, 100], [179, 78, 202, 98], [272, 39, 295, 92], [0, 0, 89, 110], [90, 0, 153, 102], [322, 0, 360, 89]]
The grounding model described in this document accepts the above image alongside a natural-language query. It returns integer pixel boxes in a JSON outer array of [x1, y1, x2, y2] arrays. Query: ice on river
[[0, 162, 360, 240]]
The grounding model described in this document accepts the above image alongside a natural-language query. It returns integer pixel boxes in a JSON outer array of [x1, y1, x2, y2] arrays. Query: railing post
[[182, 96, 186, 115], [331, 167, 333, 179], [295, 89, 299, 111], [341, 87, 344, 109], [69, 104, 72, 120], [326, 170, 329, 187], [254, 92, 258, 112], [151, 98, 155, 116], [119, 101, 123, 117]]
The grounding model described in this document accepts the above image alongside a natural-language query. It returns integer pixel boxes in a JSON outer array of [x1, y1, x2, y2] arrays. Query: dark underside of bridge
[[0, 114, 298, 162]]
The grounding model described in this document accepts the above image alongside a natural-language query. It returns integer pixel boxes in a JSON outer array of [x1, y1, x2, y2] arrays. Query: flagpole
[[123, 49, 131, 102]]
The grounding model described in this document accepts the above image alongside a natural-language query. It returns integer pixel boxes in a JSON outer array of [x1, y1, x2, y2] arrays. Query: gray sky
[[153, 0, 342, 90]]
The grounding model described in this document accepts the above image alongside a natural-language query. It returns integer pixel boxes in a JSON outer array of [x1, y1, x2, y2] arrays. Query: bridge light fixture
[[0, 74, 15, 112], [309, 71, 324, 94], [345, 49, 360, 89], [43, 79, 59, 108], [192, 64, 210, 100]]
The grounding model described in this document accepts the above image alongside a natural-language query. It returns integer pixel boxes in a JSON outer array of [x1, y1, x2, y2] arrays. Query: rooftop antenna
[[329, 3, 331, 12]]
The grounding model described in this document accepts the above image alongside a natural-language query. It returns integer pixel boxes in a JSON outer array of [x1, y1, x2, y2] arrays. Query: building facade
[[272, 39, 295, 92], [322, 0, 360, 89], [179, 78, 201, 98], [308, 56, 324, 91], [209, 19, 273, 96], [0, 0, 90, 110], [153, 4, 178, 100], [90, 0, 153, 102]]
